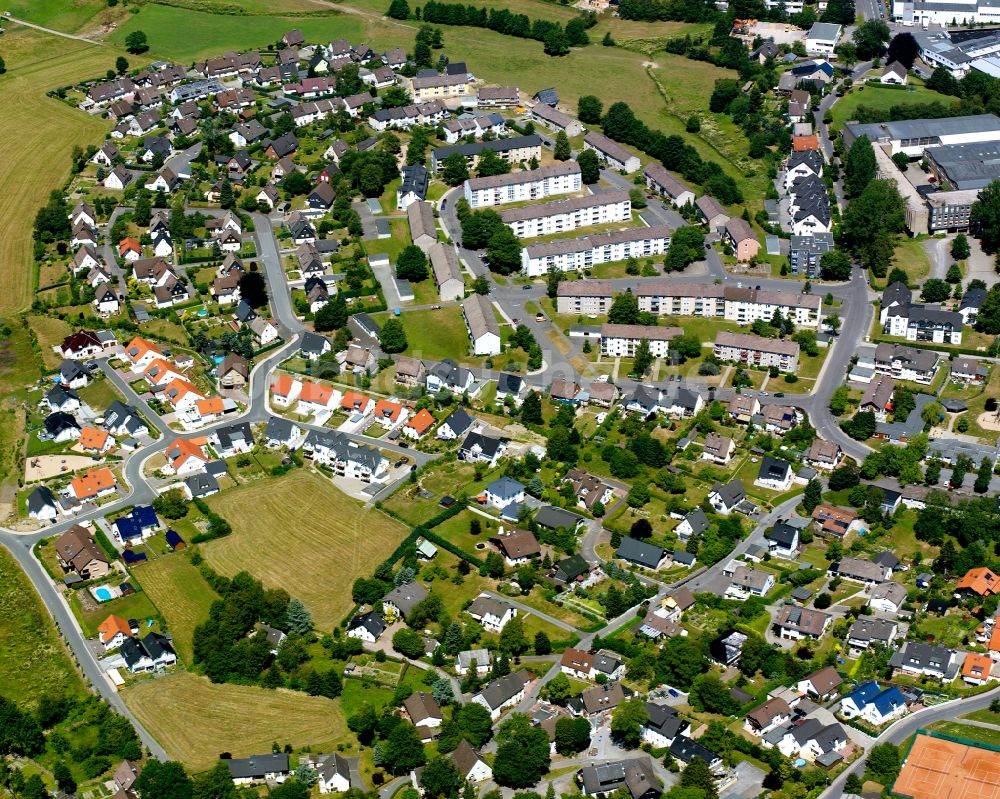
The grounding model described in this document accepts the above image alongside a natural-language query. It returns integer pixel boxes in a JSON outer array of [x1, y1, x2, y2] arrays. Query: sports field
[[0, 28, 113, 316], [0, 547, 84, 708], [122, 672, 349, 771], [135, 554, 218, 664], [202, 469, 407, 629], [894, 732, 1000, 799]]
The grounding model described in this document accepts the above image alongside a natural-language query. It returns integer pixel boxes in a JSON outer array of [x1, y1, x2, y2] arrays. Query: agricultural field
[[202, 469, 408, 628], [0, 547, 84, 708], [0, 29, 113, 316], [134, 554, 219, 664], [109, 4, 372, 62], [3, 0, 118, 34], [122, 672, 349, 772]]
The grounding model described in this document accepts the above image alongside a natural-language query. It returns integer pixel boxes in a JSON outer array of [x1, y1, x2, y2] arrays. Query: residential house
[[708, 479, 747, 515], [765, 521, 801, 559], [472, 670, 533, 720], [346, 611, 386, 643], [403, 691, 443, 732], [805, 439, 842, 470], [68, 468, 117, 502], [774, 605, 832, 640], [616, 537, 668, 570], [723, 217, 759, 261], [490, 528, 541, 566], [756, 456, 794, 491], [120, 632, 177, 674], [869, 581, 908, 615], [840, 681, 907, 725], [466, 595, 517, 633], [450, 739, 492, 784], [383, 582, 430, 622], [955, 567, 1000, 597], [797, 666, 843, 701], [832, 556, 892, 586], [579, 759, 661, 799], [701, 432, 735, 465], [461, 294, 502, 356], [642, 704, 689, 749], [889, 641, 955, 680], [745, 697, 791, 736], [847, 618, 899, 651], [484, 476, 525, 510], [225, 754, 289, 786], [54, 525, 110, 579]]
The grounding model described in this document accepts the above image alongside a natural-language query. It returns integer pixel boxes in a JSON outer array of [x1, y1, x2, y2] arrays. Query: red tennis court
[[894, 733, 1000, 799]]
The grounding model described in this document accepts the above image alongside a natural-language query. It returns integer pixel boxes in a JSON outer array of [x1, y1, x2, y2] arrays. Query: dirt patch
[[978, 412, 1000, 433], [25, 454, 102, 482]]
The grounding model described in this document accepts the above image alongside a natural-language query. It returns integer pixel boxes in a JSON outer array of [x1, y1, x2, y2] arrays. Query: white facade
[[464, 162, 581, 208], [501, 192, 630, 239], [600, 324, 678, 358], [521, 226, 672, 277]]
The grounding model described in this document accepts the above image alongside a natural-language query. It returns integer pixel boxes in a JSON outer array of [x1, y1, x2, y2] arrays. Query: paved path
[[818, 685, 1000, 799], [4, 15, 102, 43]]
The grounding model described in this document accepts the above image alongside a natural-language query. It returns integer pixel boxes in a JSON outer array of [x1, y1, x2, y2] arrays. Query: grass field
[[384, 306, 476, 364], [122, 672, 349, 771], [135, 554, 219, 664], [203, 469, 407, 629], [3, 0, 115, 33], [0, 29, 113, 316], [829, 84, 954, 131], [109, 4, 370, 62], [28, 315, 73, 371], [892, 237, 933, 285], [0, 547, 84, 708]]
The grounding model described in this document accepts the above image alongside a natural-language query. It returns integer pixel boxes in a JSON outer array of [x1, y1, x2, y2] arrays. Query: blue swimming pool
[[94, 587, 113, 601], [213, 356, 225, 364], [198, 309, 209, 317]]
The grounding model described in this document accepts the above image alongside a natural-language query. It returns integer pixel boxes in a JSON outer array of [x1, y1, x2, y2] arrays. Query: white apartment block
[[556, 281, 614, 316], [636, 282, 821, 329], [501, 191, 630, 238], [600, 324, 682, 358], [714, 331, 800, 372], [521, 225, 672, 276], [463, 161, 581, 208]]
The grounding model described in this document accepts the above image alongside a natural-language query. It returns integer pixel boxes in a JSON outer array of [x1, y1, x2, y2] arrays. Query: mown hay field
[[122, 672, 348, 771], [203, 469, 408, 629], [135, 554, 219, 664]]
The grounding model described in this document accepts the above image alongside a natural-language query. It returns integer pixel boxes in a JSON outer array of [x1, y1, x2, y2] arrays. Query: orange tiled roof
[[990, 627, 1000, 653], [71, 467, 116, 498], [163, 377, 204, 406], [792, 135, 819, 152], [166, 438, 207, 470], [956, 567, 1000, 596], [79, 426, 110, 451], [195, 396, 225, 416], [272, 373, 296, 396], [341, 391, 369, 411], [118, 237, 141, 255], [963, 652, 993, 680], [406, 408, 435, 435], [374, 399, 403, 421], [299, 381, 333, 404], [143, 357, 177, 384], [125, 336, 163, 364], [98, 614, 132, 644]]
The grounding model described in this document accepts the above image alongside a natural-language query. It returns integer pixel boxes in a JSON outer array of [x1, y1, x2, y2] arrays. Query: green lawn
[[891, 237, 933, 286], [0, 547, 85, 709], [829, 84, 954, 132], [379, 306, 478, 364], [77, 376, 121, 413], [110, 4, 369, 62], [365, 217, 413, 264], [929, 721, 1000, 748], [68, 586, 163, 639]]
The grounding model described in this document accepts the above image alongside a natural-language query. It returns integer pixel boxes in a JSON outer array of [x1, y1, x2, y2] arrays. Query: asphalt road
[[818, 683, 1000, 799]]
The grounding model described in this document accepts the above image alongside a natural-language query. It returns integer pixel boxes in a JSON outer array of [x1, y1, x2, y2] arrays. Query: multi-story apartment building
[[463, 161, 581, 208], [556, 281, 614, 316], [500, 191, 630, 239], [521, 225, 672, 276], [635, 283, 821, 328], [600, 324, 682, 358], [714, 332, 800, 372]]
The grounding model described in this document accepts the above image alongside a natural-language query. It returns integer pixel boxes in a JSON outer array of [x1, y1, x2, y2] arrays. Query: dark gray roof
[[644, 703, 688, 738], [27, 486, 57, 513], [184, 473, 218, 498], [758, 456, 792, 482], [225, 753, 290, 779], [478, 670, 531, 709], [348, 610, 385, 638], [616, 537, 666, 569], [683, 508, 710, 535], [767, 521, 799, 548], [265, 416, 297, 442], [711, 478, 746, 507], [536, 506, 584, 530], [383, 582, 429, 617], [432, 134, 542, 162]]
